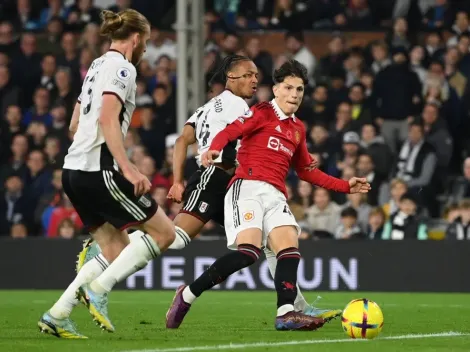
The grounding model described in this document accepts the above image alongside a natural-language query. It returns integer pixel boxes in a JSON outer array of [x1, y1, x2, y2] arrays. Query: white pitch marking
[[120, 332, 470, 352]]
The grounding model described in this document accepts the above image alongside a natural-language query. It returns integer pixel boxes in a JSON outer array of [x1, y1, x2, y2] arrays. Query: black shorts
[[180, 165, 232, 226], [62, 168, 158, 232]]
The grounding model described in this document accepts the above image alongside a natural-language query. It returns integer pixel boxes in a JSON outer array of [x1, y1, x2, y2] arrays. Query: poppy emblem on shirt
[[295, 130, 301, 144], [286, 130, 292, 139]]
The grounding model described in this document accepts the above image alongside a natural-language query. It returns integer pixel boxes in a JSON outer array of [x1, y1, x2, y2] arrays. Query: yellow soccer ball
[[341, 298, 384, 339]]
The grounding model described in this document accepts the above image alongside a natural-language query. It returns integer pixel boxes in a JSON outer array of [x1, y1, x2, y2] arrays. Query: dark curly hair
[[273, 59, 309, 85]]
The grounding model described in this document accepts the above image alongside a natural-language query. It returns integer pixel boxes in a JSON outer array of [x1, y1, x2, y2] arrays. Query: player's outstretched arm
[[168, 125, 197, 203], [68, 102, 81, 135], [99, 94, 150, 195]]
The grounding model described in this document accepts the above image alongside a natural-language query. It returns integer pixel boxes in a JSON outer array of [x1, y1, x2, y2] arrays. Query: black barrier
[[0, 239, 469, 292]]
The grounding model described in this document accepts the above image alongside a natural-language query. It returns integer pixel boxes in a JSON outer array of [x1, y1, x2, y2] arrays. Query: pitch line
[[120, 331, 470, 352]]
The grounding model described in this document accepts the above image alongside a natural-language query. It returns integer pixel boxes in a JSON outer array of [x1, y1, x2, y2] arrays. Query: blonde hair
[[100, 9, 150, 41], [390, 178, 407, 189], [459, 199, 470, 210]]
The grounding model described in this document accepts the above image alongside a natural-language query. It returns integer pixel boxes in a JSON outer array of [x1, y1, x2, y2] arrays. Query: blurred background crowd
[[0, 0, 469, 242]]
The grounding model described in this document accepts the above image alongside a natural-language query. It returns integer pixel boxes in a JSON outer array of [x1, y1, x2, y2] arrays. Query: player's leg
[[263, 199, 325, 331], [263, 246, 342, 321], [166, 180, 263, 328], [169, 165, 230, 249]]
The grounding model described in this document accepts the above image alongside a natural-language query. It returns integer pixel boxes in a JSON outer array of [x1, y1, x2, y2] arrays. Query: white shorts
[[224, 179, 300, 250]]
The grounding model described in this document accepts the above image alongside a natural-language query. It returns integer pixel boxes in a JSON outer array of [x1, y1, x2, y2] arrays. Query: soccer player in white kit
[[38, 9, 176, 338]]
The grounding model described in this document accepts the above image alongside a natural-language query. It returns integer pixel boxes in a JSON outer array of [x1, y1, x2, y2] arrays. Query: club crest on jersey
[[117, 67, 131, 81], [199, 201, 209, 213], [295, 130, 301, 144], [138, 195, 151, 208], [243, 211, 254, 222]]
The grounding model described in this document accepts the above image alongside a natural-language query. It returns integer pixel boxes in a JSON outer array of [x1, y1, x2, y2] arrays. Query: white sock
[[264, 247, 309, 312], [49, 254, 109, 319], [128, 229, 145, 242], [90, 233, 160, 294], [168, 226, 191, 249], [182, 286, 197, 304], [277, 304, 294, 317]]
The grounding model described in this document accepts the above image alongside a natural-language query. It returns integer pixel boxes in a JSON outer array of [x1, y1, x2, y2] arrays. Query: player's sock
[[264, 247, 309, 312], [90, 233, 160, 294], [185, 244, 261, 303], [50, 254, 109, 319], [274, 247, 301, 317], [128, 229, 145, 242], [168, 226, 191, 250]]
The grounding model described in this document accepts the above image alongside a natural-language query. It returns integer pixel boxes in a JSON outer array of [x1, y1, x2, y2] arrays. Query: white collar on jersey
[[270, 99, 296, 121]]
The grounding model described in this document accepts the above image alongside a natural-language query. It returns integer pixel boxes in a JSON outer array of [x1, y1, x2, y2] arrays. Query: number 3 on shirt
[[82, 73, 96, 115]]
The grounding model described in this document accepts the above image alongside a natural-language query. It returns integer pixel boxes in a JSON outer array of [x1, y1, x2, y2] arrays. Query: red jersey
[[210, 100, 350, 197]]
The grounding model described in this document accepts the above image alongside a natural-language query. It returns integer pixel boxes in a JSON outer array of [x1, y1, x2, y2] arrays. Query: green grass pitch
[[1, 290, 469, 352]]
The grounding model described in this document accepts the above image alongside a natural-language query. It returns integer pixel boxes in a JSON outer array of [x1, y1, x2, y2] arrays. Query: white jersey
[[63, 50, 137, 171], [186, 90, 249, 166]]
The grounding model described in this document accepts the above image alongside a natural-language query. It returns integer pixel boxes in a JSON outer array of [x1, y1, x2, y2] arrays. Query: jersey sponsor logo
[[117, 67, 131, 81], [243, 210, 254, 222], [267, 136, 293, 156], [138, 195, 152, 208], [267, 136, 280, 150], [111, 79, 126, 90], [198, 201, 209, 213]]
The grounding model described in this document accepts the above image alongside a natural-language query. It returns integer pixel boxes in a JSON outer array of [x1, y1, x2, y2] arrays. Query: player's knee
[[237, 243, 262, 266]]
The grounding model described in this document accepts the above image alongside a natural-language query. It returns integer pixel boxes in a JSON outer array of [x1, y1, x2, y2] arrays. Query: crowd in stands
[[0, 0, 469, 242]]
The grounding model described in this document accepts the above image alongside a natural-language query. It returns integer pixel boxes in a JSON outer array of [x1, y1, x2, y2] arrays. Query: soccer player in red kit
[[166, 60, 371, 331]]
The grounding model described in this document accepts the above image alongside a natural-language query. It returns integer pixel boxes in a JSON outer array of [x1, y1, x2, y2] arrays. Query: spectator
[[43, 136, 63, 167], [356, 153, 383, 205], [57, 218, 78, 239], [344, 0, 374, 29], [422, 102, 453, 170], [284, 31, 316, 83], [309, 0, 346, 29], [56, 32, 81, 86], [12, 0, 39, 31], [237, 0, 273, 29], [0, 65, 21, 118], [444, 46, 468, 98], [367, 207, 386, 239], [447, 11, 470, 47], [386, 17, 412, 50], [23, 88, 53, 127], [394, 120, 437, 210], [245, 37, 273, 85], [306, 187, 341, 236], [330, 131, 363, 177], [142, 27, 176, 69], [0, 134, 29, 189], [0, 174, 33, 234], [370, 41, 391, 75], [343, 48, 365, 87], [36, 16, 64, 55], [342, 192, 371, 232], [294, 180, 313, 209], [317, 34, 348, 79], [39, 54, 57, 93], [372, 46, 422, 152], [448, 157, 470, 204], [300, 84, 330, 127], [381, 178, 408, 219], [53, 67, 76, 119], [330, 102, 357, 150], [46, 191, 82, 237], [1, 105, 25, 162], [307, 123, 334, 169], [78, 47, 95, 83], [286, 182, 306, 224], [152, 185, 169, 213], [270, 0, 305, 31], [38, 0, 67, 29], [66, 0, 101, 30], [34, 167, 62, 233], [348, 82, 372, 124], [422, 0, 454, 30], [335, 207, 365, 239], [446, 199, 470, 240], [409, 45, 428, 84], [382, 192, 428, 240], [108, 0, 131, 13], [424, 31, 445, 64], [0, 22, 18, 56], [11, 32, 42, 108], [360, 122, 393, 178]]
